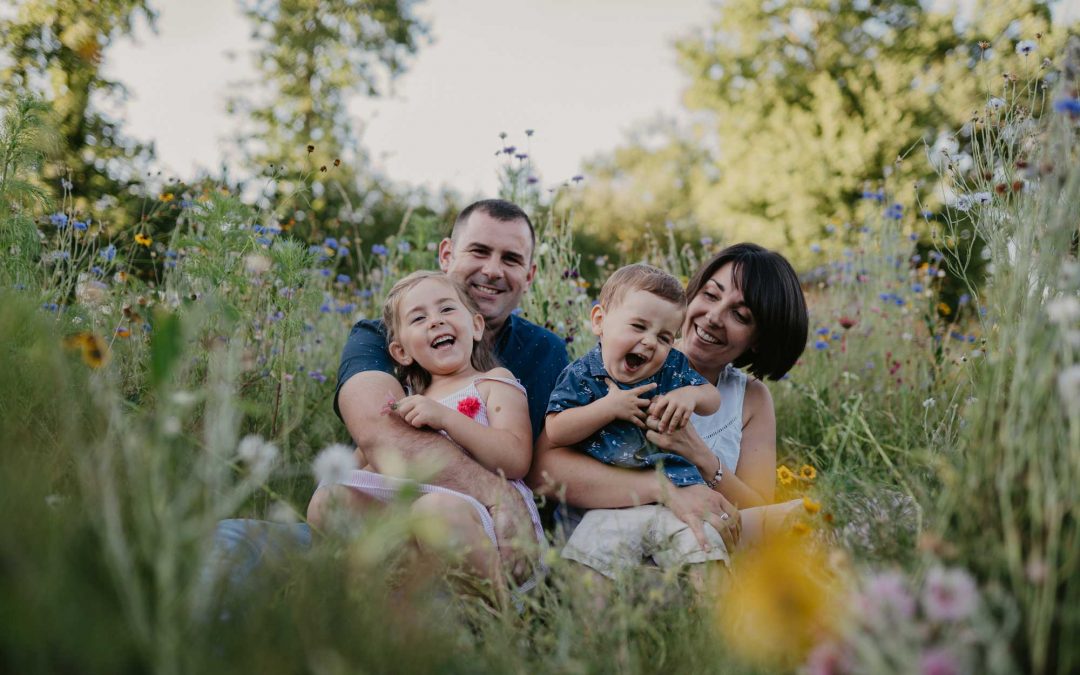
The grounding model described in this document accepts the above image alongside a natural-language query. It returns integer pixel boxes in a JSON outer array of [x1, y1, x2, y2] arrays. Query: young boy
[[545, 263, 727, 578]]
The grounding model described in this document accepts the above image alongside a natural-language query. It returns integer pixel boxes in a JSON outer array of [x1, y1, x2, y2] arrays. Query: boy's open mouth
[[624, 352, 647, 371]]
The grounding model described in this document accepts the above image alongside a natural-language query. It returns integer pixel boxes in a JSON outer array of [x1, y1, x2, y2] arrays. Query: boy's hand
[[601, 378, 656, 428], [393, 395, 450, 431], [647, 388, 698, 433]]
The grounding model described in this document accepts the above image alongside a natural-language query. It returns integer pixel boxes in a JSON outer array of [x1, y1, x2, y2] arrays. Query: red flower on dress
[[457, 396, 482, 419]]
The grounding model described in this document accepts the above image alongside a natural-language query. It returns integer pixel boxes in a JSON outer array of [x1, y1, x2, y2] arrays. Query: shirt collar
[[583, 343, 610, 378]]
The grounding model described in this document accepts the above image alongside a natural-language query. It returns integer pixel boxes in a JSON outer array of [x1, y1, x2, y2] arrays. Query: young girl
[[310, 270, 544, 594]]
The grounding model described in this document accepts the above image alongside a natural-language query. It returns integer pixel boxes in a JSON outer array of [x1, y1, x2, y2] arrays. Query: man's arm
[[338, 371, 515, 507]]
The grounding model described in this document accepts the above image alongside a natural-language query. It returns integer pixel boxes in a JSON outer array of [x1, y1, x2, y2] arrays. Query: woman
[[528, 243, 809, 554]]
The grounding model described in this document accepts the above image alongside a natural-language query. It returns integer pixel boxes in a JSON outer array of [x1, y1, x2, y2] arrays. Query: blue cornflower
[[165, 250, 178, 259], [1053, 98, 1080, 115], [824, 224, 836, 234], [359, 289, 374, 299], [319, 269, 331, 277], [72, 220, 88, 231], [336, 274, 350, 284], [814, 340, 829, 350], [909, 233, 919, 242], [967, 335, 977, 343], [912, 283, 924, 293], [831, 332, 842, 341], [397, 241, 412, 253], [325, 237, 339, 250], [50, 213, 69, 228], [816, 327, 830, 336], [91, 265, 104, 276], [894, 297, 906, 306], [885, 204, 903, 220], [372, 244, 389, 256], [308, 369, 327, 383], [99, 245, 116, 262], [862, 189, 885, 202], [810, 243, 822, 253], [320, 303, 332, 313], [336, 303, 355, 315], [700, 237, 713, 246], [42, 302, 59, 312], [256, 237, 272, 246], [879, 292, 891, 302], [950, 331, 965, 341], [253, 225, 267, 234], [958, 293, 971, 305], [911, 254, 922, 263]]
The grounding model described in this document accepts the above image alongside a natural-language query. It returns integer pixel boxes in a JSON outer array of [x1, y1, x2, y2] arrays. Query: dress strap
[[473, 375, 527, 397]]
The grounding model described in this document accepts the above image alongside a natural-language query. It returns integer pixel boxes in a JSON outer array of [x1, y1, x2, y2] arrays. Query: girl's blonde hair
[[382, 270, 499, 394]]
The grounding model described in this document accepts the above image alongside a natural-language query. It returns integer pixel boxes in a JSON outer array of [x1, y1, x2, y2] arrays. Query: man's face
[[591, 290, 684, 385], [438, 211, 536, 332]]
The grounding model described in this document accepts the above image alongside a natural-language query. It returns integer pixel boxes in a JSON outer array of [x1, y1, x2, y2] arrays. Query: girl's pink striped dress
[[321, 375, 546, 592]]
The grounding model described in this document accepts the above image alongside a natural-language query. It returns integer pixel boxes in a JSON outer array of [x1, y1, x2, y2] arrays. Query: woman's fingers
[[685, 517, 711, 553]]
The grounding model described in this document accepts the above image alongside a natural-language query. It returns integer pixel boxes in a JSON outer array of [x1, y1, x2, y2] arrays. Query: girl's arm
[[437, 368, 532, 480]]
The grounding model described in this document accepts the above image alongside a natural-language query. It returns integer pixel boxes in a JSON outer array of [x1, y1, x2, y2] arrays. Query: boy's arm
[[546, 378, 658, 446], [648, 383, 721, 433]]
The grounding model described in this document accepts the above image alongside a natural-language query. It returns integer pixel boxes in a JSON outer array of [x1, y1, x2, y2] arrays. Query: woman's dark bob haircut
[[685, 243, 808, 381]]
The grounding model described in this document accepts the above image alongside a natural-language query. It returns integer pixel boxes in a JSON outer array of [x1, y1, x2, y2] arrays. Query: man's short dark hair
[[685, 243, 808, 381], [451, 199, 536, 257]]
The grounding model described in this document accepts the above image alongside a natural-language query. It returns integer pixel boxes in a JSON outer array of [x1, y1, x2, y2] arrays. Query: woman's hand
[[644, 416, 709, 465], [660, 480, 741, 551]]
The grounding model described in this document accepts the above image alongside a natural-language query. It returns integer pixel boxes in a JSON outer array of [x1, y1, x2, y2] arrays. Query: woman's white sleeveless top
[[689, 364, 748, 471]]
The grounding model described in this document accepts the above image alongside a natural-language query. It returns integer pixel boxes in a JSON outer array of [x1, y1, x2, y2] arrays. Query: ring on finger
[[720, 513, 730, 521]]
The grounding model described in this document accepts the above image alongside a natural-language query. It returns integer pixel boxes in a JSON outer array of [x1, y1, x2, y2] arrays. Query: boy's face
[[590, 290, 684, 384]]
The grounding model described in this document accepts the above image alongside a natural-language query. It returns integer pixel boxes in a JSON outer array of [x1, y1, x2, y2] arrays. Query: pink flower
[[380, 392, 399, 416], [920, 647, 960, 675], [804, 640, 852, 675], [457, 396, 482, 419], [922, 566, 978, 622], [860, 570, 916, 622]]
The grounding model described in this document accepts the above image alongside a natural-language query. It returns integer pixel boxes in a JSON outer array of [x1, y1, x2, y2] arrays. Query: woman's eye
[[735, 313, 751, 324], [704, 292, 718, 301]]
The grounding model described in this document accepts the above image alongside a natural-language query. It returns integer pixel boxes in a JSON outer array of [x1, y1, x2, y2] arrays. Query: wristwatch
[[705, 456, 724, 489]]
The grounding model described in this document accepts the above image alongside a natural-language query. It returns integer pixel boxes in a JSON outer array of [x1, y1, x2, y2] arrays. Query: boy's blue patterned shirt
[[546, 343, 709, 486]]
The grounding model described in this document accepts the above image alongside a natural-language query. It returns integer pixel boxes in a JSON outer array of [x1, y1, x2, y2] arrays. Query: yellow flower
[[115, 327, 131, 339], [159, 192, 175, 203], [937, 302, 952, 316], [63, 332, 109, 368], [716, 535, 840, 668], [802, 496, 822, 514], [799, 464, 817, 481], [777, 465, 795, 486], [792, 521, 811, 536], [134, 233, 151, 247]]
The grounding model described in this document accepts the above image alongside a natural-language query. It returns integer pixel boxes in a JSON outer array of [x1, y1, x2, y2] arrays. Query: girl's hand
[[393, 395, 449, 431], [646, 387, 697, 432], [601, 378, 656, 428]]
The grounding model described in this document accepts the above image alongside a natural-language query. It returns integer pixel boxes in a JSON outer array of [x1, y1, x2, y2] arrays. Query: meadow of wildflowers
[[0, 34, 1078, 675]]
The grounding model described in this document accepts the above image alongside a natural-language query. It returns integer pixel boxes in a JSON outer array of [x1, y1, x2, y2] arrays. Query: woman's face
[[679, 262, 758, 379]]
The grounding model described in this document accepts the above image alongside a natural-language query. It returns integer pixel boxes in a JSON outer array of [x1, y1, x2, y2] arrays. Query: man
[[314, 198, 569, 554], [210, 199, 568, 581]]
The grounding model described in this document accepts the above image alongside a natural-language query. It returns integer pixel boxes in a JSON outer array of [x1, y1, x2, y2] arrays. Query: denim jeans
[[204, 519, 312, 590]]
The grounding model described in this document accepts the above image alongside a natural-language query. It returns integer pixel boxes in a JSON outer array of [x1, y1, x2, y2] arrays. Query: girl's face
[[678, 263, 758, 381], [388, 278, 485, 377]]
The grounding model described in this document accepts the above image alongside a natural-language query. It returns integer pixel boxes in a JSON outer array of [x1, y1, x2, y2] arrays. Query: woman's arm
[[643, 378, 776, 507], [527, 431, 741, 549]]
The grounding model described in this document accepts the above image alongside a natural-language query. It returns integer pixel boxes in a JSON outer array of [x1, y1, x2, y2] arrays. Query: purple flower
[[91, 265, 104, 276], [371, 244, 388, 256], [922, 566, 978, 622], [50, 213, 68, 228], [814, 340, 829, 350], [958, 293, 970, 305], [912, 283, 924, 293], [397, 241, 411, 253], [336, 274, 350, 284], [72, 220, 88, 231], [319, 269, 331, 277], [99, 244, 116, 262], [816, 327, 830, 336], [308, 369, 327, 383], [810, 243, 823, 253], [885, 203, 904, 220], [324, 237, 339, 249]]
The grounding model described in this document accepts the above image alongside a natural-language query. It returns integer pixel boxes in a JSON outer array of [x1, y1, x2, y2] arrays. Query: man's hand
[[393, 395, 451, 431], [601, 378, 656, 428], [488, 485, 533, 582], [647, 387, 698, 433], [660, 481, 741, 552]]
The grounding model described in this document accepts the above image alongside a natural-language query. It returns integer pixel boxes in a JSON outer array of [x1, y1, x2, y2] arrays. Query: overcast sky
[[106, 0, 714, 197]]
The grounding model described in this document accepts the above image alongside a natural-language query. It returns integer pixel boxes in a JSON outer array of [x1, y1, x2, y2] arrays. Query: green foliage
[[0, 95, 56, 285], [0, 0, 157, 210]]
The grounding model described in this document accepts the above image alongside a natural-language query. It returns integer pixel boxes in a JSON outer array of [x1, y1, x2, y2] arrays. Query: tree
[[572, 0, 1066, 267], [0, 0, 157, 208], [227, 0, 429, 243]]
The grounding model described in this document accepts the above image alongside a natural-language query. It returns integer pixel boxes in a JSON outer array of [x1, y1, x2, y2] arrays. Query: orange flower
[[799, 464, 817, 481], [135, 233, 152, 247], [937, 302, 952, 316], [792, 521, 811, 536], [115, 327, 131, 339], [802, 496, 822, 514], [159, 192, 175, 203], [64, 332, 109, 368]]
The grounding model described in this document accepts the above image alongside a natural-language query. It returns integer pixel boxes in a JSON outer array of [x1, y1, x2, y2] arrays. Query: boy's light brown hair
[[598, 263, 686, 310]]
